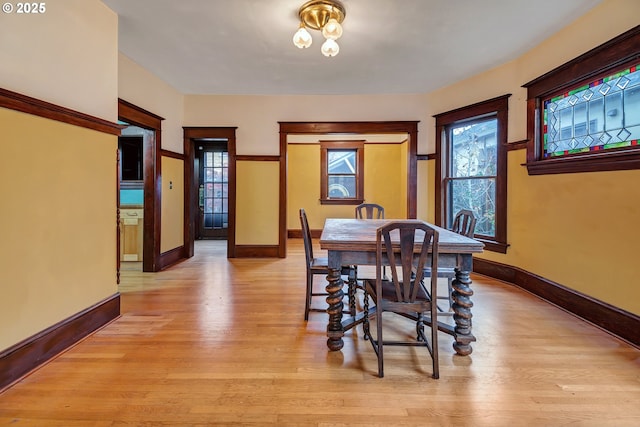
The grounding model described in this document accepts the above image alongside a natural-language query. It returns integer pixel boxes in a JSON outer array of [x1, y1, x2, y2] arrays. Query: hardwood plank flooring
[[1, 240, 639, 426]]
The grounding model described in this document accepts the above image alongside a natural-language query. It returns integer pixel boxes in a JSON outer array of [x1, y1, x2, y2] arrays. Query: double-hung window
[[435, 95, 510, 253], [320, 141, 364, 205]]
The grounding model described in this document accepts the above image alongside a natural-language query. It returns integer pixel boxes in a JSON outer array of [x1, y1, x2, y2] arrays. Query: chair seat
[[365, 279, 430, 308]]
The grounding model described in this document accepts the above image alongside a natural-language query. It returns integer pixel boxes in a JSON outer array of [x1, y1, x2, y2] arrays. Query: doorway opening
[[118, 126, 153, 272], [196, 140, 229, 240], [117, 99, 163, 275], [278, 121, 419, 257], [184, 127, 237, 258]]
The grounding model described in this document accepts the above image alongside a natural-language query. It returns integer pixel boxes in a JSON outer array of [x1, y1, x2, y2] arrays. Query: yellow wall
[[160, 156, 184, 252], [0, 109, 117, 350], [363, 143, 406, 218], [423, 0, 640, 314], [236, 161, 280, 245], [0, 0, 119, 351], [287, 143, 407, 230], [417, 160, 435, 223]]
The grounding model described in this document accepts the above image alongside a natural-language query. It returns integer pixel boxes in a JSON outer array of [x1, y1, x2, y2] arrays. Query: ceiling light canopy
[[292, 0, 345, 57]]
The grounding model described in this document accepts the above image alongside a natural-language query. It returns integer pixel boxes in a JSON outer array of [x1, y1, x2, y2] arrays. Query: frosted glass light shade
[[322, 18, 343, 40], [321, 38, 339, 57], [293, 26, 312, 48]]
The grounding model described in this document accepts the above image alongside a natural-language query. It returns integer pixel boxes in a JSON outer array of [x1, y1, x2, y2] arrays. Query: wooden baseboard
[[234, 245, 280, 257], [288, 229, 322, 239], [473, 258, 640, 348], [0, 293, 121, 391], [158, 245, 186, 270]]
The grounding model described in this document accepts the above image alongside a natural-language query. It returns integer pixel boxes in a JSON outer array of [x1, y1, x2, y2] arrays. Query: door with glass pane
[[198, 143, 228, 239]]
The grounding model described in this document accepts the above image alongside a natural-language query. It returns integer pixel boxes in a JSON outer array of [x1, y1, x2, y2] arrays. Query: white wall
[[0, 0, 118, 120], [118, 53, 185, 152], [184, 94, 431, 155]]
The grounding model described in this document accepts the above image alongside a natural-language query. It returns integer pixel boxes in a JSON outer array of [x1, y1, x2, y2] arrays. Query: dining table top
[[319, 218, 484, 254]]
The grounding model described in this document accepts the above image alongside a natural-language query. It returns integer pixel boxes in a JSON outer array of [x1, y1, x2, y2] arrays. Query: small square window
[[320, 141, 364, 205]]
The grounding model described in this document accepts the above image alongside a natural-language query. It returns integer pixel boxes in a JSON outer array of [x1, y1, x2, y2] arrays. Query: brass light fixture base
[[298, 0, 346, 31]]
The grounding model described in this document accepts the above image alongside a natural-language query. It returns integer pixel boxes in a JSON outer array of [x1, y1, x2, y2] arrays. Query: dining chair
[[354, 203, 386, 281], [428, 209, 477, 314], [299, 209, 356, 320], [362, 221, 440, 379], [355, 203, 385, 220]]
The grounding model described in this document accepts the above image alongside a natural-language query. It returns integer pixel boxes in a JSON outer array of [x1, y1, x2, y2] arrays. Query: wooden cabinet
[[120, 208, 143, 262]]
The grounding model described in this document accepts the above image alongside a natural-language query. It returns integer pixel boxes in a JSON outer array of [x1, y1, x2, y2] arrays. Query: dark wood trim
[[320, 141, 365, 203], [417, 153, 438, 161], [434, 95, 510, 254], [116, 146, 121, 284], [183, 127, 238, 258], [0, 87, 122, 135], [161, 149, 184, 160], [507, 140, 528, 151], [158, 245, 187, 270], [525, 149, 640, 175], [280, 121, 420, 259], [523, 25, 640, 99], [117, 98, 164, 129], [236, 155, 280, 161], [319, 199, 364, 206], [288, 229, 322, 239], [0, 294, 120, 391], [473, 258, 640, 348], [118, 99, 162, 273], [234, 245, 280, 258], [522, 26, 640, 176], [291, 141, 406, 146], [279, 128, 288, 258]]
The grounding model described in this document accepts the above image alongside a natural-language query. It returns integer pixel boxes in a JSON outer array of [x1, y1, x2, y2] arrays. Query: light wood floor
[[1, 240, 639, 426]]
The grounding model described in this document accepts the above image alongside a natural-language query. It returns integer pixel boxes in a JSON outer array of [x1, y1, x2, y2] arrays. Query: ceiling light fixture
[[292, 0, 345, 57]]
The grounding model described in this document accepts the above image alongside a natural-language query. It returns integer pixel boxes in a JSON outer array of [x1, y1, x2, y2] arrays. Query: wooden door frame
[[118, 99, 163, 272], [278, 121, 419, 258], [195, 141, 230, 240], [183, 127, 237, 258]]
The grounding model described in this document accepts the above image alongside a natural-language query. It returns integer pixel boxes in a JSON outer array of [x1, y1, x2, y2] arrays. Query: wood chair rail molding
[[0, 87, 122, 135]]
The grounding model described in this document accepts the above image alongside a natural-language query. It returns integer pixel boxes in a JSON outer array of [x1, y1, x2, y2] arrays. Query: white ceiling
[[101, 0, 602, 96]]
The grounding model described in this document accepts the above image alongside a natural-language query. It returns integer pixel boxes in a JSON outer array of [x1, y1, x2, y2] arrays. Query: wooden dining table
[[319, 218, 484, 355]]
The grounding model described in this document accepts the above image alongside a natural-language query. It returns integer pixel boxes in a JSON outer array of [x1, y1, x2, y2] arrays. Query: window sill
[[475, 238, 509, 254], [319, 198, 364, 206], [525, 149, 640, 175]]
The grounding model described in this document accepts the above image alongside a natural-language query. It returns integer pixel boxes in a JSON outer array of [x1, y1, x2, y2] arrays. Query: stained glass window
[[543, 64, 640, 158]]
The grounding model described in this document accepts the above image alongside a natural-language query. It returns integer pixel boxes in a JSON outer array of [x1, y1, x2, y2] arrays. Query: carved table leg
[[451, 267, 476, 355], [326, 267, 345, 351], [347, 267, 357, 317]]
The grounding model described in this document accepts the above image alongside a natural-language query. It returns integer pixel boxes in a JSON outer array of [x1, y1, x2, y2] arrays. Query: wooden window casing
[[435, 95, 510, 253], [523, 25, 640, 175], [320, 141, 364, 205]]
